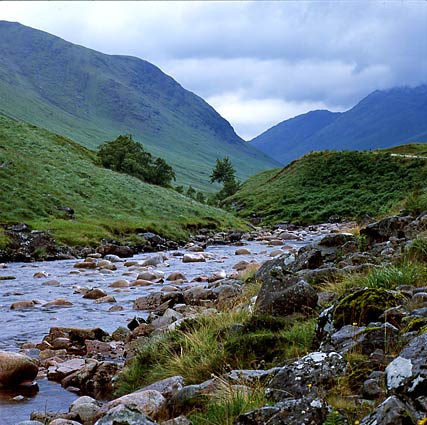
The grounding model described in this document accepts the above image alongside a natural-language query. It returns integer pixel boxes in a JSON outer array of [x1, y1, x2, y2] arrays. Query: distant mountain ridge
[[250, 85, 427, 164], [0, 20, 279, 189]]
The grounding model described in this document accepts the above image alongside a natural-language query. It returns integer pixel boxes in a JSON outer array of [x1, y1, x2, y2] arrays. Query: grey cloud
[[0, 0, 426, 138]]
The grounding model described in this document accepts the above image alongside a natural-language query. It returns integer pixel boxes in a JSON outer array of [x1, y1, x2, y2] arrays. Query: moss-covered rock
[[333, 288, 403, 328]]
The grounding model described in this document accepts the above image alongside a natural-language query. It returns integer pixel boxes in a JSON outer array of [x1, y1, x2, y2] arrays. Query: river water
[[0, 236, 316, 424]]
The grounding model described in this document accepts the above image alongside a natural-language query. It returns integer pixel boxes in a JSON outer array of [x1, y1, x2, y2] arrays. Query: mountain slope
[[0, 21, 279, 190], [226, 148, 427, 224], [250, 85, 427, 165], [250, 110, 341, 164], [0, 114, 245, 245]]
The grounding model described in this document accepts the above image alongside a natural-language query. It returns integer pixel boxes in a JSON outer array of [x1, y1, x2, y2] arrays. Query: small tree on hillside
[[97, 134, 175, 187], [210, 156, 239, 199]]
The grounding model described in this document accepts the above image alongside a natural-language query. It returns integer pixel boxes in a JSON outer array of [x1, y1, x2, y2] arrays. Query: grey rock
[[360, 215, 414, 245], [359, 395, 417, 425], [386, 333, 427, 395], [137, 375, 185, 400], [362, 378, 386, 400], [70, 396, 102, 423], [267, 352, 347, 402], [94, 404, 155, 425], [235, 398, 329, 424], [255, 275, 317, 317]]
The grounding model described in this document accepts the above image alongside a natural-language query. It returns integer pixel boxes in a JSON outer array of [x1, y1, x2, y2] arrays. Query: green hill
[[250, 85, 427, 165], [0, 21, 279, 191], [227, 148, 427, 225], [0, 114, 245, 246]]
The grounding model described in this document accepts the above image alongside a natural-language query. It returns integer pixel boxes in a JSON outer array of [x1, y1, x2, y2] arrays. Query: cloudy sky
[[1, 1, 426, 139]]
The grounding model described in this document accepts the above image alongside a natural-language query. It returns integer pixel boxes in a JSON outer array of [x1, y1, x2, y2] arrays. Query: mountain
[[0, 21, 279, 190], [250, 85, 427, 164], [250, 110, 341, 163], [226, 147, 427, 225], [0, 113, 244, 246]]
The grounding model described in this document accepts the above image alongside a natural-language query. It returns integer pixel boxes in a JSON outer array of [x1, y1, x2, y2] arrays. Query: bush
[[98, 134, 175, 186]]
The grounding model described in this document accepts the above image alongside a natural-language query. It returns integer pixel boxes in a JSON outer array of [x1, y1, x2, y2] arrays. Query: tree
[[186, 185, 196, 199], [210, 156, 236, 184], [210, 157, 239, 199], [97, 135, 175, 187], [147, 157, 176, 187]]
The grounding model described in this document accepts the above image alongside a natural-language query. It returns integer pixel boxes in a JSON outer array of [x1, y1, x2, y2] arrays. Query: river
[[0, 233, 319, 424]]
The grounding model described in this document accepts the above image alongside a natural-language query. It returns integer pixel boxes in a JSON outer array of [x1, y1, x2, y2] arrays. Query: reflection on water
[[0, 379, 77, 425]]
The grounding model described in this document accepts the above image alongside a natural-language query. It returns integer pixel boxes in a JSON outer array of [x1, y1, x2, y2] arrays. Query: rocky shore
[[1, 212, 427, 424]]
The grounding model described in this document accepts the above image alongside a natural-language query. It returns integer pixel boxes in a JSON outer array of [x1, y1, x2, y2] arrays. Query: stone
[[207, 270, 226, 282], [235, 397, 329, 425], [62, 361, 119, 399], [49, 420, 82, 425], [96, 244, 133, 258], [359, 395, 417, 425], [386, 332, 427, 395], [166, 272, 187, 281], [142, 255, 165, 266], [47, 358, 85, 381], [70, 395, 102, 423], [0, 350, 38, 386], [43, 298, 73, 307], [10, 300, 36, 310], [137, 271, 164, 281], [182, 253, 205, 263], [107, 389, 165, 417], [161, 416, 192, 425], [94, 404, 156, 425], [267, 352, 347, 402], [333, 288, 404, 328], [33, 271, 49, 278], [235, 248, 251, 255], [255, 275, 317, 317], [83, 288, 108, 300], [136, 376, 185, 400], [109, 279, 130, 288], [94, 295, 116, 304]]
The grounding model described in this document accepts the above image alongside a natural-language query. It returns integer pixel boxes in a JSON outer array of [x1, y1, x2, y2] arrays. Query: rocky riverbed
[[1, 214, 427, 425], [0, 223, 340, 424]]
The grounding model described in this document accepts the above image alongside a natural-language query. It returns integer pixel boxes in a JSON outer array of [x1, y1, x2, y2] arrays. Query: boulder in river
[[0, 350, 38, 386]]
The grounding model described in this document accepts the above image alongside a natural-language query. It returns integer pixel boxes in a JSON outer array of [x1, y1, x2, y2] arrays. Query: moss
[[401, 317, 427, 334], [333, 288, 402, 328], [241, 314, 295, 333]]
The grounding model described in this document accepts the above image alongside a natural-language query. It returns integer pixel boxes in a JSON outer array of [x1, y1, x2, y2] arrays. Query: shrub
[[98, 134, 175, 186]]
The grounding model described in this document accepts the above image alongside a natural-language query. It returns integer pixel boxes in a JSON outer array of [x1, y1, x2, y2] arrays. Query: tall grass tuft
[[189, 376, 268, 425]]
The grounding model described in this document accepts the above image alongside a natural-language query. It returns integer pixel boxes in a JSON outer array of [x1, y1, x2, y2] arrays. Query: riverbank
[[2, 214, 427, 424]]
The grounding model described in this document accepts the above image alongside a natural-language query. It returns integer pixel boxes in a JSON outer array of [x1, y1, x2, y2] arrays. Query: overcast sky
[[1, 1, 426, 139]]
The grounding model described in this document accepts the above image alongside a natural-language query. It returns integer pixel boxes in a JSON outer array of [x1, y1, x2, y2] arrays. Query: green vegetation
[[117, 311, 315, 395], [227, 149, 427, 225], [210, 156, 240, 203], [189, 377, 268, 425], [321, 261, 427, 298], [98, 134, 175, 187], [0, 114, 246, 246], [0, 21, 279, 191]]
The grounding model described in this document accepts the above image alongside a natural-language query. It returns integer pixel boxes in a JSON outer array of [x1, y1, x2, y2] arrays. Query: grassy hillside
[[0, 21, 279, 191], [249, 85, 427, 165], [227, 148, 427, 224], [0, 114, 246, 246]]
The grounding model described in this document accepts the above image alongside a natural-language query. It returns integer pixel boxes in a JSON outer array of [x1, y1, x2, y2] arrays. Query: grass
[[0, 21, 279, 191], [226, 149, 427, 225], [189, 376, 268, 425], [0, 115, 247, 246], [116, 310, 316, 396], [321, 261, 427, 298]]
